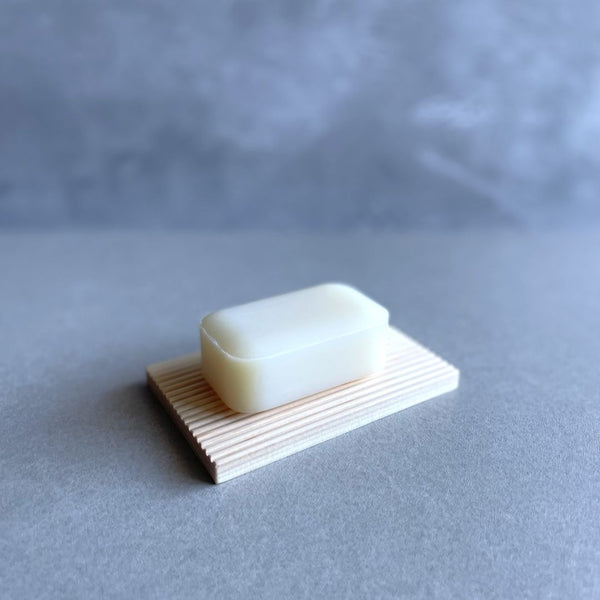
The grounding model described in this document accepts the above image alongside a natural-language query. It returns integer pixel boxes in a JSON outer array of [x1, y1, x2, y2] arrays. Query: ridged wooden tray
[[146, 327, 459, 483]]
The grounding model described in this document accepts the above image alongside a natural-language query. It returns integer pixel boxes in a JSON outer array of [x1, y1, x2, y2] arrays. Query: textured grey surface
[[1, 1, 600, 229], [1, 230, 600, 599]]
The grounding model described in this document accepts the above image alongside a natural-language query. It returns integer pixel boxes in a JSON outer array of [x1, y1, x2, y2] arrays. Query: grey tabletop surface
[[1, 230, 599, 599]]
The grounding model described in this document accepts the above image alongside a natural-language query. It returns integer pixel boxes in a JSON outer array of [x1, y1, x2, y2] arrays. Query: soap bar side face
[[200, 283, 389, 413], [201, 323, 389, 413], [200, 328, 261, 412]]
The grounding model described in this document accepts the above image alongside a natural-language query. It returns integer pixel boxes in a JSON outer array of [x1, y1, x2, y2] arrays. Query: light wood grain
[[146, 327, 459, 483]]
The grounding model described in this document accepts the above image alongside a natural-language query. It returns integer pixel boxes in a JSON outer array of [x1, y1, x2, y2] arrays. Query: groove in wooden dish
[[146, 327, 459, 483]]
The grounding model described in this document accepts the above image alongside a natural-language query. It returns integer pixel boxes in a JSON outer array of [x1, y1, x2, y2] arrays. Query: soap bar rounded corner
[[199, 283, 390, 414]]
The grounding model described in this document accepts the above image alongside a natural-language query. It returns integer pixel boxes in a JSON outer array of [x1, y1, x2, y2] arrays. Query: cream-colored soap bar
[[200, 283, 389, 413]]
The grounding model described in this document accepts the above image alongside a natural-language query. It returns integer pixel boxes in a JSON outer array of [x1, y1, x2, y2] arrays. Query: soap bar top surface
[[201, 283, 388, 360]]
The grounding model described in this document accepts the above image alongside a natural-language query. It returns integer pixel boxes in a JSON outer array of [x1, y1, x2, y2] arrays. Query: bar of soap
[[200, 283, 389, 413]]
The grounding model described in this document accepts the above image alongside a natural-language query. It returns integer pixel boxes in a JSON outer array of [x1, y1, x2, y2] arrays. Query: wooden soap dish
[[146, 327, 459, 483]]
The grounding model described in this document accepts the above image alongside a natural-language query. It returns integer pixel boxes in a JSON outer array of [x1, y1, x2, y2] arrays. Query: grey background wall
[[1, 0, 599, 230]]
